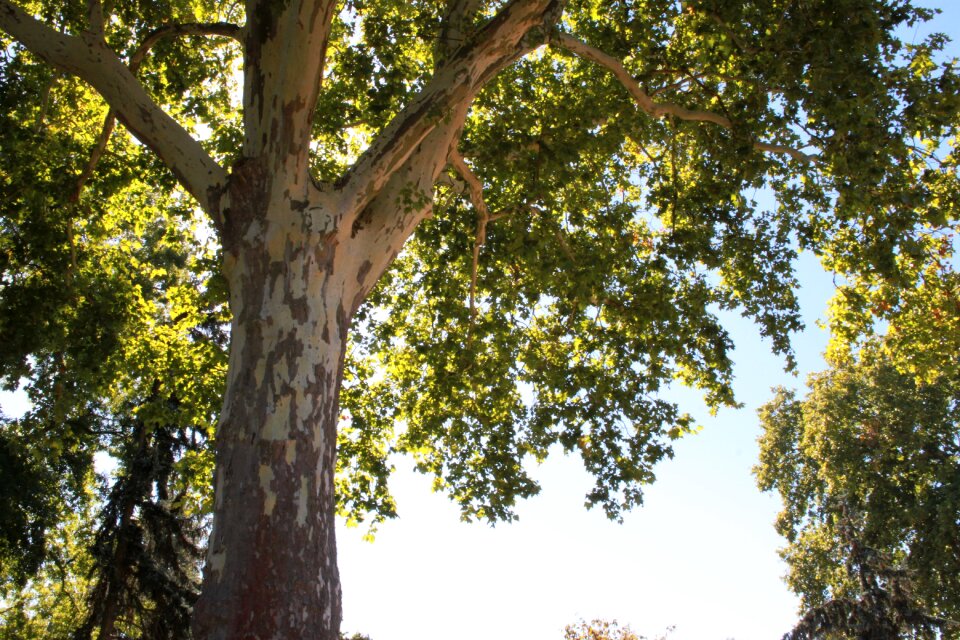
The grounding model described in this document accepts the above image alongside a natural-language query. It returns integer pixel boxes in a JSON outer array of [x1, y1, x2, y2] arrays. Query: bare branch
[[755, 141, 817, 164], [0, 1, 230, 215], [129, 22, 242, 71], [449, 151, 492, 226], [71, 22, 242, 203], [450, 150, 492, 318], [337, 0, 565, 217], [551, 31, 818, 163], [72, 109, 116, 202], [555, 32, 731, 126], [242, 0, 337, 176], [449, 150, 520, 318]]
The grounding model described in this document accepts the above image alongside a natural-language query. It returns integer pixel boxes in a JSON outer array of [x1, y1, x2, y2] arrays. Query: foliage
[[784, 514, 956, 640], [757, 340, 960, 637], [0, 0, 959, 634], [340, 0, 960, 524], [0, 5, 230, 632], [72, 410, 209, 640], [563, 618, 673, 640], [0, 508, 95, 639]]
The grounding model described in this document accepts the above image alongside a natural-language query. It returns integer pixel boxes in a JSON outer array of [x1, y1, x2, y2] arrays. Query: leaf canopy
[[0, 0, 958, 633]]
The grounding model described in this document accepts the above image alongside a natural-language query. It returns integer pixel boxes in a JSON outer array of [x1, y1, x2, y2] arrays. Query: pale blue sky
[[336, 252, 830, 640]]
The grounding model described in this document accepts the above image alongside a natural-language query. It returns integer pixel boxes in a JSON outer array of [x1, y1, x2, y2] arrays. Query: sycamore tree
[[1, 0, 958, 638]]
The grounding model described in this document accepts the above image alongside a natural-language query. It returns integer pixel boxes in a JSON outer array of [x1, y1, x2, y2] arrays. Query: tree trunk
[[192, 163, 358, 640]]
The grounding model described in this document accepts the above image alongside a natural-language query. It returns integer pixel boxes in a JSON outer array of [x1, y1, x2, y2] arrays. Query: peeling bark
[[0, 1, 572, 636], [193, 173, 353, 640]]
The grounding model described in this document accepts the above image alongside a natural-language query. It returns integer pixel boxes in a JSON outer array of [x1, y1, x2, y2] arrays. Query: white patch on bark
[[303, 275, 325, 309], [296, 475, 309, 526], [242, 218, 264, 245], [288, 268, 310, 301], [259, 464, 277, 516], [285, 439, 297, 465], [298, 388, 318, 426], [209, 548, 226, 581], [266, 282, 292, 325], [322, 597, 332, 627], [262, 394, 292, 440], [253, 357, 266, 390]]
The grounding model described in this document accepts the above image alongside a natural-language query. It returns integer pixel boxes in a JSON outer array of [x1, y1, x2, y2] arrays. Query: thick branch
[[551, 32, 817, 164], [337, 0, 565, 218], [243, 0, 337, 177], [72, 22, 242, 204], [0, 1, 229, 214], [87, 0, 105, 39], [343, 111, 477, 310], [436, 0, 485, 63]]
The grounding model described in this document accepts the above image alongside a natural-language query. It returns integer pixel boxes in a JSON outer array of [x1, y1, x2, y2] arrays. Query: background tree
[[756, 337, 960, 638], [783, 513, 957, 640], [1, 0, 958, 638], [0, 21, 229, 634], [564, 618, 673, 640]]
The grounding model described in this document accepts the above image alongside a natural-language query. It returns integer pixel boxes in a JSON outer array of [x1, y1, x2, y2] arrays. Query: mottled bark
[[192, 165, 355, 640], [0, 2, 572, 636]]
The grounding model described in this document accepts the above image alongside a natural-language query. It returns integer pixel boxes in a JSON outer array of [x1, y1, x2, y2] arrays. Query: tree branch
[[33, 70, 57, 132], [550, 31, 817, 164], [242, 0, 337, 178], [71, 21, 242, 203], [450, 150, 492, 318], [702, 9, 758, 56], [72, 110, 116, 202], [130, 22, 242, 69], [0, 0, 230, 215], [436, 0, 484, 63], [87, 0, 105, 39], [336, 0, 565, 218]]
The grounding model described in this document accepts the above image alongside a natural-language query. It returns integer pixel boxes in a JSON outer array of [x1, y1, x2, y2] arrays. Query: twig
[[33, 71, 57, 132], [71, 109, 116, 202], [527, 203, 577, 264]]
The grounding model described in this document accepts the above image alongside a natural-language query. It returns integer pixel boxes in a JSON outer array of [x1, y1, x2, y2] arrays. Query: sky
[[2, 3, 958, 640], [334, 252, 830, 640]]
